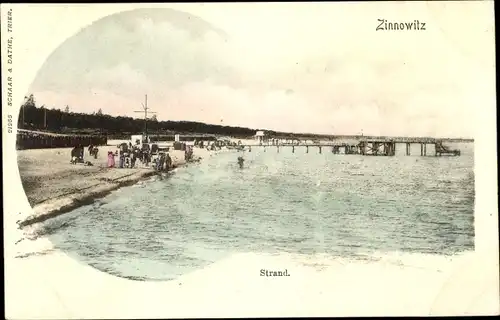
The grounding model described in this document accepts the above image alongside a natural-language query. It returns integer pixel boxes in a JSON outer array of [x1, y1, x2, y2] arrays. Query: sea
[[26, 143, 474, 281]]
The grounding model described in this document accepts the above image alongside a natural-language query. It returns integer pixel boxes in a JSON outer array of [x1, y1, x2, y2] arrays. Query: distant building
[[254, 130, 267, 145]]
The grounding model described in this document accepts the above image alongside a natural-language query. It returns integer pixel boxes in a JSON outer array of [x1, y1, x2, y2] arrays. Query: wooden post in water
[[373, 142, 378, 156], [306, 146, 309, 153], [406, 143, 411, 156], [420, 143, 423, 156], [359, 142, 365, 155], [292, 145, 295, 153], [424, 143, 427, 156], [319, 146, 322, 154], [277, 145, 280, 153]]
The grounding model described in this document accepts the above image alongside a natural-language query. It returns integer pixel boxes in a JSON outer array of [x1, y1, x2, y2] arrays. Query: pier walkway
[[242, 135, 472, 157]]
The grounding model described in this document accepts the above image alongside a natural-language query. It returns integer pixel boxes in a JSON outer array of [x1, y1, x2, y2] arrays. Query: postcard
[[2, 2, 498, 318]]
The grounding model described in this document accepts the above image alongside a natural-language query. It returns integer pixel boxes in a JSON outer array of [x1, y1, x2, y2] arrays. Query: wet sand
[[16, 145, 209, 227]]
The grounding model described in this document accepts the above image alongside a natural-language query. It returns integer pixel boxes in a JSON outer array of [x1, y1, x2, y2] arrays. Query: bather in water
[[237, 156, 245, 169]]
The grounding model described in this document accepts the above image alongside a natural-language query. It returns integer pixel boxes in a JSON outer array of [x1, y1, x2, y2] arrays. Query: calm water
[[39, 143, 474, 281]]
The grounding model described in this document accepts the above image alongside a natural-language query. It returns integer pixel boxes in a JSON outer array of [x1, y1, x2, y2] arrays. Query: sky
[[28, 2, 495, 137]]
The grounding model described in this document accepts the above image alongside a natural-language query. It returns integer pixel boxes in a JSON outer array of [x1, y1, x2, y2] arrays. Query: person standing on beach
[[107, 151, 115, 168], [92, 147, 99, 159], [142, 144, 151, 167], [78, 144, 84, 162], [119, 151, 125, 168], [137, 149, 144, 167], [165, 152, 172, 172], [70, 146, 79, 164], [130, 150, 136, 168], [132, 147, 140, 168], [184, 145, 193, 162], [157, 153, 166, 171]]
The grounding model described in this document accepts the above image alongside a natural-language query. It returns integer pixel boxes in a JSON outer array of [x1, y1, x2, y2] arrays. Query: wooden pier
[[243, 136, 467, 157]]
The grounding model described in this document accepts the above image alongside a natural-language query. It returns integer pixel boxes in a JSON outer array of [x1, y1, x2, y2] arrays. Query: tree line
[[18, 94, 261, 138], [17, 94, 345, 140]]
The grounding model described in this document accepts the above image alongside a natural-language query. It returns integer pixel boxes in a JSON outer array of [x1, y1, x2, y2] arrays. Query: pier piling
[[373, 142, 379, 156]]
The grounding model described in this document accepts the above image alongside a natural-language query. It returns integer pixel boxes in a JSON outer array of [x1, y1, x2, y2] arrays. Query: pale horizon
[[28, 2, 495, 138], [21, 101, 477, 139]]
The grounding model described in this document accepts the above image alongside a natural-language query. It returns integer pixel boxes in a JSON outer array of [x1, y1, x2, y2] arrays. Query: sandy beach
[[16, 144, 210, 228]]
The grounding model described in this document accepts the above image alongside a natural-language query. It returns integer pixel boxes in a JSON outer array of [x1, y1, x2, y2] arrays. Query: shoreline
[[18, 169, 159, 227], [16, 146, 215, 228]]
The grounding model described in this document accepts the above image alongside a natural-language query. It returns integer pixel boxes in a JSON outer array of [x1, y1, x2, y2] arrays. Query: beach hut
[[254, 130, 266, 145]]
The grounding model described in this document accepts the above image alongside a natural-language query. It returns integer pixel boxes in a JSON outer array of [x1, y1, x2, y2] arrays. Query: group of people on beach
[[68, 137, 205, 171], [154, 152, 173, 171], [88, 145, 99, 159], [70, 145, 85, 164], [106, 141, 175, 172], [69, 144, 99, 164], [70, 145, 96, 166]]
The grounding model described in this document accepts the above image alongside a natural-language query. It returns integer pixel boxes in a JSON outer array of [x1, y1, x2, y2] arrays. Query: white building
[[131, 134, 149, 146], [254, 130, 266, 144]]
